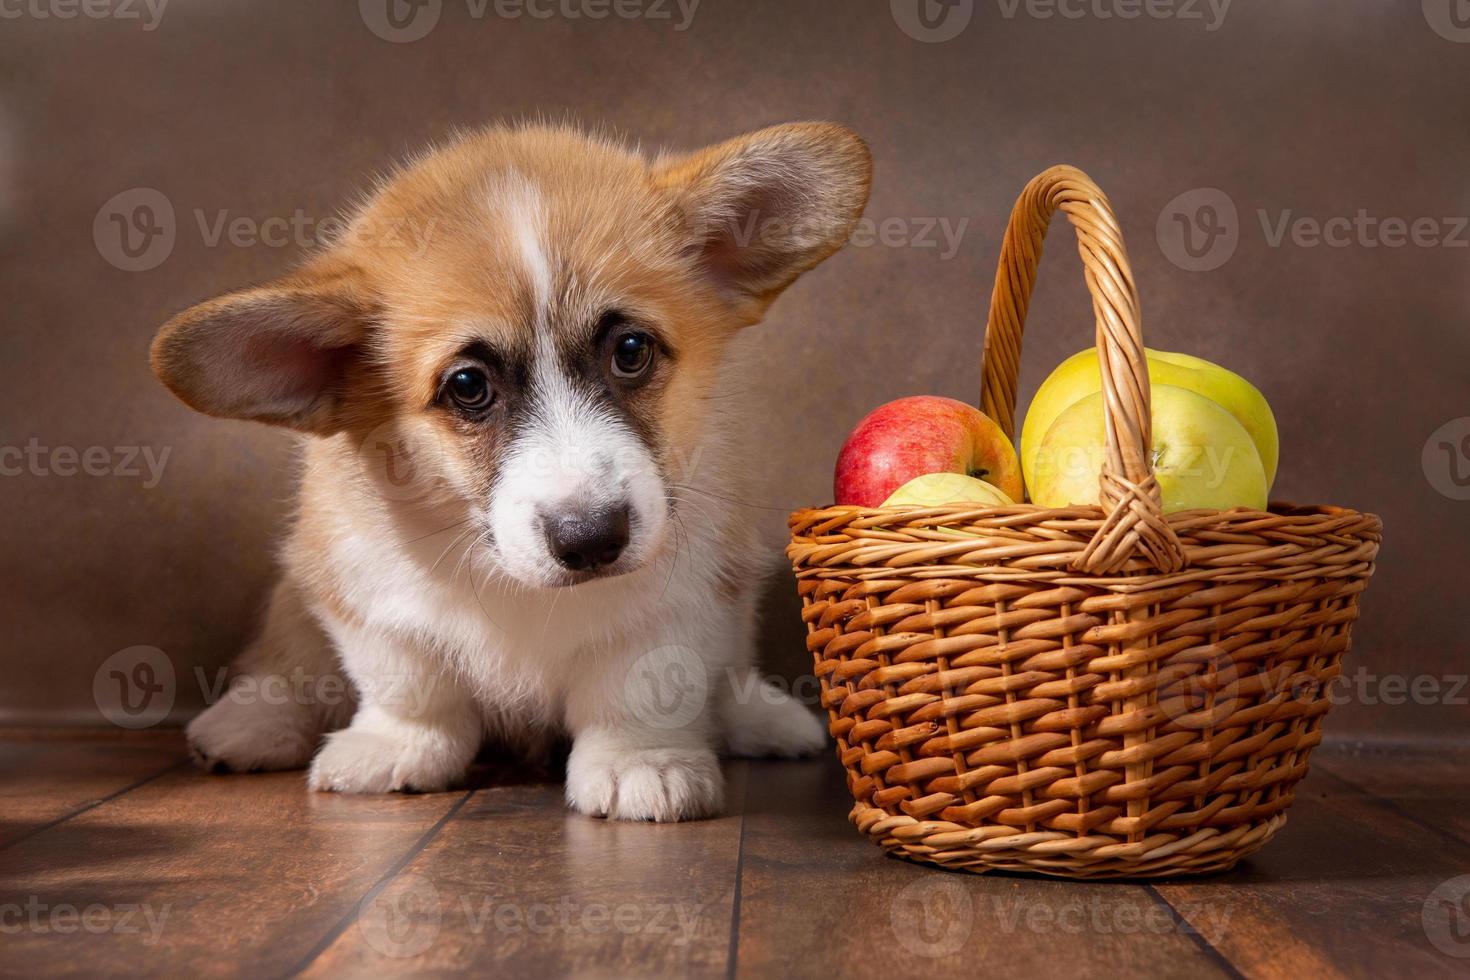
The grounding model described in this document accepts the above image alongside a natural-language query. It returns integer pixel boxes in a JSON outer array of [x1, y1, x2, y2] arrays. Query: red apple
[[833, 396, 1024, 507]]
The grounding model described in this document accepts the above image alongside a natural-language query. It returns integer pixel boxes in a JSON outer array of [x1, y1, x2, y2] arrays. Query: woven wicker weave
[[787, 166, 1382, 879]]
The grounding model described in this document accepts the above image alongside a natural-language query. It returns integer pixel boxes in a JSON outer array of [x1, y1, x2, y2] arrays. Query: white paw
[[186, 693, 319, 773], [307, 723, 472, 794], [721, 681, 827, 758], [566, 739, 723, 822]]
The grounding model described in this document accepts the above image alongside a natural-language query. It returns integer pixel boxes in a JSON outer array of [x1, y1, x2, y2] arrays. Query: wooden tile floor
[[2, 733, 1468, 978]]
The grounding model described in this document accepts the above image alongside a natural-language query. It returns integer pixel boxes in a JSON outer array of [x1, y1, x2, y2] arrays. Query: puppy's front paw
[[308, 724, 470, 794], [566, 741, 723, 822], [722, 684, 827, 759], [187, 693, 318, 774]]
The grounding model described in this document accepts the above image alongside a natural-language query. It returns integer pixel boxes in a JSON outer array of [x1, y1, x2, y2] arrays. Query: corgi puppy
[[150, 122, 872, 821]]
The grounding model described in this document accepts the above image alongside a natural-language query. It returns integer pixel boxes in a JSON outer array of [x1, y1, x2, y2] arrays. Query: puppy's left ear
[[653, 122, 872, 323]]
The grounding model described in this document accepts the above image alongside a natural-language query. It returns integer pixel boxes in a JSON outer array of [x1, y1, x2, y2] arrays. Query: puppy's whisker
[[658, 508, 690, 603], [429, 526, 477, 577], [467, 547, 506, 632], [451, 529, 492, 591], [670, 483, 791, 513], [666, 490, 721, 528], [403, 517, 475, 547], [538, 585, 563, 649]]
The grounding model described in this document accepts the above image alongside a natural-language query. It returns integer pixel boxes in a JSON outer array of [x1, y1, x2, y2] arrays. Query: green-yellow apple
[[834, 396, 1024, 507], [882, 472, 1016, 507], [1021, 348, 1278, 493], [1029, 384, 1268, 514]]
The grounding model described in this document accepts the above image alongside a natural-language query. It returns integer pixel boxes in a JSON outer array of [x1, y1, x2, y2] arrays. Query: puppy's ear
[[150, 258, 378, 434], [654, 122, 872, 322]]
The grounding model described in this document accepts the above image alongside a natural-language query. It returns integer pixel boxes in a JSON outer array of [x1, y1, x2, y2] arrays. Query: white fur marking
[[497, 176, 552, 325]]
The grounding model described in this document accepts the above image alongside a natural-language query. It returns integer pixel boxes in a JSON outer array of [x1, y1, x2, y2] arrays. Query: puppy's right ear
[[150, 259, 378, 435]]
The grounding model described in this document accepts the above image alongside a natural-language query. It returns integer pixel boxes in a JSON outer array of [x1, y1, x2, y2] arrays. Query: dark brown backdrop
[[3, 0, 1466, 738]]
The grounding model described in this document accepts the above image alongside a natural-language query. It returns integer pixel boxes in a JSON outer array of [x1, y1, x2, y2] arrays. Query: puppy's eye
[[611, 332, 655, 380], [445, 368, 494, 412]]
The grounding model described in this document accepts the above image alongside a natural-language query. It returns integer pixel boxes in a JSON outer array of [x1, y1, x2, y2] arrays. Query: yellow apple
[[1021, 348, 1278, 493], [1029, 385, 1268, 514], [883, 472, 1015, 508]]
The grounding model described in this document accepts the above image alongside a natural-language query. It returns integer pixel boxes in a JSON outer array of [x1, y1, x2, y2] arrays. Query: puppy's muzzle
[[542, 503, 631, 573]]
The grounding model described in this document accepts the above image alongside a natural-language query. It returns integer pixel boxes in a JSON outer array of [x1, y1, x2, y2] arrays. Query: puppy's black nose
[[545, 504, 630, 572]]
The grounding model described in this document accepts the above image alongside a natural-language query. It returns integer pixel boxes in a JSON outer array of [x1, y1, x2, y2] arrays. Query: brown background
[[3, 0, 1466, 738]]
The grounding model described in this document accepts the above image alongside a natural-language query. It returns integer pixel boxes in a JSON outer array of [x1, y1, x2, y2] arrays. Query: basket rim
[[787, 500, 1382, 589], [790, 500, 1381, 527]]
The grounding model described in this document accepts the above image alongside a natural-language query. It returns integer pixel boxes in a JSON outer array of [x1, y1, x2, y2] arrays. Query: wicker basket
[[787, 165, 1382, 879]]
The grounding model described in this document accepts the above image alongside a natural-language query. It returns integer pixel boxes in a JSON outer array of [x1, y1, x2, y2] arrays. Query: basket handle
[[980, 165, 1186, 574]]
